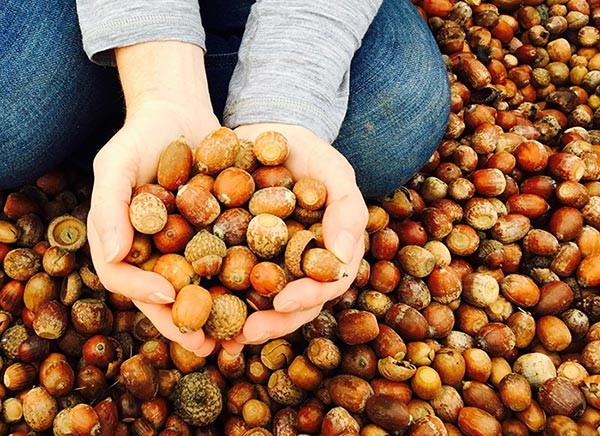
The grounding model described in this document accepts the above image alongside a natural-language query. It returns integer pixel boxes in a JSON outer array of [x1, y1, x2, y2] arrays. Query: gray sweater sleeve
[[76, 0, 205, 65], [223, 1, 382, 142], [76, 0, 382, 142]]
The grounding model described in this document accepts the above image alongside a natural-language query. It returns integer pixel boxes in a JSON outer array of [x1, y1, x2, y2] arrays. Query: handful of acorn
[[126, 128, 344, 340]]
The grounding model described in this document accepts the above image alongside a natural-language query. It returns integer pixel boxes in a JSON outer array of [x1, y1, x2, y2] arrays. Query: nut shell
[[204, 293, 247, 340], [157, 136, 193, 190]]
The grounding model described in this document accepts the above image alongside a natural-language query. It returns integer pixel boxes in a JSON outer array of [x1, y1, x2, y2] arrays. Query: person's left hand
[[222, 123, 368, 354]]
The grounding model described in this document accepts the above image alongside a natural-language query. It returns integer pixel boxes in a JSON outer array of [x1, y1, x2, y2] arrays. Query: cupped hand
[[88, 100, 220, 355], [224, 123, 368, 352]]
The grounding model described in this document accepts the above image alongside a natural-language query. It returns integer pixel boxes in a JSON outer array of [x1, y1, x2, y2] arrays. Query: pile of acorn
[[0, 0, 600, 433]]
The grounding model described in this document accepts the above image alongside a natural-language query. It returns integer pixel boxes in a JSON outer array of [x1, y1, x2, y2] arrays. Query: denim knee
[[0, 1, 122, 189], [335, 0, 451, 200]]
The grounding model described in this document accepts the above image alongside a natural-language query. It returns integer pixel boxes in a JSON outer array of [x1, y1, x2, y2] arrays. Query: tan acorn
[[249, 187, 297, 219], [247, 213, 289, 259], [172, 285, 213, 333], [184, 230, 227, 277], [204, 293, 248, 340], [293, 178, 327, 211], [301, 248, 346, 282], [194, 127, 240, 175], [253, 131, 290, 166], [129, 193, 168, 235]]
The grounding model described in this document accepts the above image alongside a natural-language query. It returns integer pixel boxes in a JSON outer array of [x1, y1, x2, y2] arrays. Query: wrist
[[116, 41, 213, 118]]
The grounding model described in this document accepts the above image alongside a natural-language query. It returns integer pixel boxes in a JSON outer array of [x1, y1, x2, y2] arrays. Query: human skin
[[87, 40, 368, 355]]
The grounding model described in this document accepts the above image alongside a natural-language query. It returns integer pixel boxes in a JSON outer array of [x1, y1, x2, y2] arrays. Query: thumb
[[89, 144, 137, 263], [322, 190, 368, 265]]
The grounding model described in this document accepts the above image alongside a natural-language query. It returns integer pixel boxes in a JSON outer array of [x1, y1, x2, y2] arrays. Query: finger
[[88, 220, 176, 304], [273, 240, 364, 312], [89, 137, 138, 264], [134, 300, 216, 354], [320, 168, 368, 264], [221, 339, 245, 356], [235, 305, 323, 344]]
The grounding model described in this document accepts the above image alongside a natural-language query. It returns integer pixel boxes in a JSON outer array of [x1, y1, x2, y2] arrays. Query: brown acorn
[[171, 285, 213, 333], [213, 167, 255, 208], [157, 136, 193, 191], [120, 354, 158, 401], [176, 183, 221, 228], [293, 178, 327, 211]]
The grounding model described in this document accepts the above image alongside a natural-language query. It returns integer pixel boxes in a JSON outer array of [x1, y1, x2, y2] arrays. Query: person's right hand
[[86, 41, 220, 356]]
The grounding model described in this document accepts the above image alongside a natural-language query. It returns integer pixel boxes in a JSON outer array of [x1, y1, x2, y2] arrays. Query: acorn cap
[[173, 371, 223, 426], [284, 230, 317, 278], [184, 230, 227, 264], [204, 294, 247, 340]]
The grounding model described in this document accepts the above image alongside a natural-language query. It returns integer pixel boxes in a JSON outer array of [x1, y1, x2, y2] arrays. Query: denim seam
[[84, 15, 202, 39]]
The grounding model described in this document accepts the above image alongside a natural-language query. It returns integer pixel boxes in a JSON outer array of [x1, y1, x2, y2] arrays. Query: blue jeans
[[0, 0, 449, 199]]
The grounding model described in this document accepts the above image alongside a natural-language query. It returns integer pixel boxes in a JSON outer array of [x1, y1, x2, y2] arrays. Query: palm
[[224, 123, 369, 350], [87, 103, 220, 354]]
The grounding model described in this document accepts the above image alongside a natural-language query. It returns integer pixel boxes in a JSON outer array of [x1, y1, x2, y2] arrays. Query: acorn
[[247, 213, 289, 259], [250, 261, 288, 297], [129, 193, 168, 235], [513, 352, 557, 389], [253, 131, 290, 166], [120, 354, 158, 401], [157, 136, 193, 191], [293, 178, 327, 211], [212, 207, 252, 246], [183, 230, 227, 277], [300, 248, 346, 282], [194, 127, 240, 175], [284, 230, 317, 277], [3, 248, 42, 281], [173, 371, 223, 426], [171, 285, 212, 333], [22, 386, 58, 431], [249, 187, 297, 219], [46, 215, 87, 251], [268, 369, 306, 406], [204, 293, 247, 340], [175, 184, 221, 228], [537, 376, 586, 418]]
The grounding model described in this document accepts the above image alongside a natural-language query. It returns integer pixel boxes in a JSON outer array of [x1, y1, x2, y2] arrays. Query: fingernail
[[193, 350, 212, 358], [101, 230, 120, 263], [276, 300, 300, 312], [149, 292, 175, 304], [332, 230, 355, 264]]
